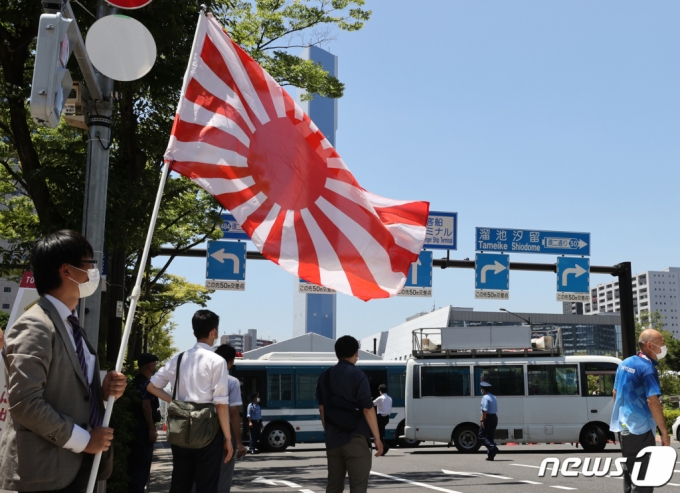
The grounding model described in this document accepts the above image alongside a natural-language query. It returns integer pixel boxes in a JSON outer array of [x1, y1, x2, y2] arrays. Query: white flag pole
[[86, 11, 207, 493]]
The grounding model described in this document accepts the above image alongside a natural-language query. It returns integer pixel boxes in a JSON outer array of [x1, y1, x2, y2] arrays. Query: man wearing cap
[[246, 392, 262, 454], [128, 353, 161, 493], [479, 381, 499, 461]]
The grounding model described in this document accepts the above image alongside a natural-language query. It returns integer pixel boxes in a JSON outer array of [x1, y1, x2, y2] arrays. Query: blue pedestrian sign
[[206, 240, 246, 291], [475, 253, 510, 300], [424, 211, 457, 250], [220, 213, 250, 240], [556, 257, 590, 302], [398, 251, 433, 297], [475, 228, 590, 256]]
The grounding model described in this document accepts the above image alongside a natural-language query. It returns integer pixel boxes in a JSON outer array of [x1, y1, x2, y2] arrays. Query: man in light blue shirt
[[246, 392, 262, 453], [610, 328, 670, 493], [479, 381, 499, 461]]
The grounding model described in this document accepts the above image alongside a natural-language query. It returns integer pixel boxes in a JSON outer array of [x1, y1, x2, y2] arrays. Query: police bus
[[404, 327, 620, 452], [231, 353, 420, 451]]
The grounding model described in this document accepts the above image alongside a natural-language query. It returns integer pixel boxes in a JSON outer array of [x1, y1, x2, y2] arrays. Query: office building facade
[[221, 329, 274, 353], [584, 267, 680, 335]]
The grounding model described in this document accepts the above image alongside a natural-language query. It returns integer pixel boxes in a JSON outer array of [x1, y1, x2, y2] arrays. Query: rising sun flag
[[164, 13, 429, 301]]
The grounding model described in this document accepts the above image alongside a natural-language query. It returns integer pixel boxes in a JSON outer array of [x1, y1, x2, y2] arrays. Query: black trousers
[[619, 430, 657, 493], [479, 414, 498, 454], [128, 426, 155, 493], [377, 414, 390, 450], [169, 429, 224, 493], [29, 454, 97, 493], [249, 420, 261, 451]]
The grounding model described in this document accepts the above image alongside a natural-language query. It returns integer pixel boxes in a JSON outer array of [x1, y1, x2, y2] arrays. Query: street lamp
[[499, 308, 531, 326]]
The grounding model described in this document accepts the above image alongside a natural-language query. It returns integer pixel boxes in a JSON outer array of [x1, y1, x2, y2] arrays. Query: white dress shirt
[[227, 374, 242, 407], [44, 294, 96, 453], [373, 393, 393, 416], [151, 343, 230, 405]]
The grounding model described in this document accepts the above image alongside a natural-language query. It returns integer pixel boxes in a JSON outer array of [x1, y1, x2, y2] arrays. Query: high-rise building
[[584, 267, 680, 336], [292, 45, 338, 340], [562, 302, 584, 315]]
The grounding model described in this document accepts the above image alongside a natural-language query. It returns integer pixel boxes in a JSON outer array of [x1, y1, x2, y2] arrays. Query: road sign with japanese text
[[206, 240, 246, 291], [475, 253, 510, 300], [299, 278, 336, 295], [424, 211, 457, 250], [220, 213, 250, 240], [398, 251, 433, 297], [475, 228, 590, 256], [556, 257, 590, 302]]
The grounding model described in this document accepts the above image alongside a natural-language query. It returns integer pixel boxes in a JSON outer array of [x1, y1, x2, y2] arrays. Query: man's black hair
[[215, 343, 236, 363], [251, 392, 259, 399], [192, 309, 219, 339], [335, 335, 360, 359], [32, 230, 94, 296], [379, 384, 387, 393]]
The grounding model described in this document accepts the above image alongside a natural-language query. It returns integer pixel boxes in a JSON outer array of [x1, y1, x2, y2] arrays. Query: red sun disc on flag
[[105, 0, 152, 9]]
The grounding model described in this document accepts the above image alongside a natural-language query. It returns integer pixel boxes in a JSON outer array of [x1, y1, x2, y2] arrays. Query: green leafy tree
[[0, 310, 9, 330]]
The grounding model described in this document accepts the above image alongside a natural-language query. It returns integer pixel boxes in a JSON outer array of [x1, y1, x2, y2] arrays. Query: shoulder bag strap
[[172, 352, 185, 400]]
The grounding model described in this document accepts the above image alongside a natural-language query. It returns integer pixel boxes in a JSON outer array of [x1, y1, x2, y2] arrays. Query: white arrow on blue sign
[[398, 251, 433, 297], [556, 257, 590, 302], [206, 240, 246, 291], [475, 253, 510, 300]]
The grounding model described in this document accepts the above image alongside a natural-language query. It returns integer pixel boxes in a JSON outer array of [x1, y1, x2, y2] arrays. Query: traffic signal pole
[[78, 1, 115, 346]]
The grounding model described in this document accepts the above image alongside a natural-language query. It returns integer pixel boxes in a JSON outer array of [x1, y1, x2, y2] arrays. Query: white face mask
[[69, 265, 100, 298], [653, 343, 668, 360], [256, 398, 260, 403]]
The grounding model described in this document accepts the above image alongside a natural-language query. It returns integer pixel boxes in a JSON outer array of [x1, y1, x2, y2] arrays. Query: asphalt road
[[149, 436, 679, 492]]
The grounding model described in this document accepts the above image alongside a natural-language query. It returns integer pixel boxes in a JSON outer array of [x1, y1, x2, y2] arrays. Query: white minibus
[[404, 329, 619, 452]]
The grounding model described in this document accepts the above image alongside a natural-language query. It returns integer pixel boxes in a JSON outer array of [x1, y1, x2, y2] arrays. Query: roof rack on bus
[[412, 326, 563, 359]]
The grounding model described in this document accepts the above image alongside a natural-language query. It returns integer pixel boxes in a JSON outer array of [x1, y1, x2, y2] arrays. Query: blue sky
[[154, 1, 680, 354]]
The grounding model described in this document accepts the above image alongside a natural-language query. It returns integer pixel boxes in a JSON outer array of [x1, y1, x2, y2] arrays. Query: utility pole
[[77, 1, 115, 346]]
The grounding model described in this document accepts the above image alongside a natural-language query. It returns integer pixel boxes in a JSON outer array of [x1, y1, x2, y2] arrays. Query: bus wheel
[[580, 424, 607, 453], [453, 424, 481, 453], [264, 424, 291, 452], [396, 421, 421, 448]]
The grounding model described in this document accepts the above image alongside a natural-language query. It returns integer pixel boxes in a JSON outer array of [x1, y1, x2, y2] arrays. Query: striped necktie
[[67, 314, 102, 429]]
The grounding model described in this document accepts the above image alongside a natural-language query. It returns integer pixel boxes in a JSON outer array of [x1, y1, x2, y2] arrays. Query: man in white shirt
[[214, 344, 247, 492], [147, 310, 233, 493], [373, 384, 393, 455]]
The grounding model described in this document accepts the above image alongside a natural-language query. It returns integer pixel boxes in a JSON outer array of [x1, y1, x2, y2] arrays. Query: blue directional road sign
[[220, 213, 250, 240], [475, 253, 510, 300], [475, 228, 590, 256], [556, 257, 590, 302], [398, 251, 433, 297], [206, 240, 246, 291], [424, 211, 457, 250]]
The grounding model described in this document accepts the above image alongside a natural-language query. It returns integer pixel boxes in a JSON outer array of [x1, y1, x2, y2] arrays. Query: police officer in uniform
[[479, 381, 499, 461]]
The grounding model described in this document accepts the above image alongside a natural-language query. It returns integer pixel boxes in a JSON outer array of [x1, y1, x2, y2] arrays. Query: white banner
[[1, 272, 39, 493]]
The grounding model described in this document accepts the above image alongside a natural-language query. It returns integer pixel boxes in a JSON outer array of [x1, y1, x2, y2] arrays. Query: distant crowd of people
[[0, 229, 672, 493]]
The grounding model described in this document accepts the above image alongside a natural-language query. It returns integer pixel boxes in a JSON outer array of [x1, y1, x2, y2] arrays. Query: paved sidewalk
[[148, 432, 173, 492]]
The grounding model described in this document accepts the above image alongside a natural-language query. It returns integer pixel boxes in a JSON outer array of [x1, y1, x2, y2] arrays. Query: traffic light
[[30, 12, 78, 128]]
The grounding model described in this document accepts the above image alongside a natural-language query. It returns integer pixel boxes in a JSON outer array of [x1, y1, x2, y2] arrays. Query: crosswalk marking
[[370, 471, 464, 493]]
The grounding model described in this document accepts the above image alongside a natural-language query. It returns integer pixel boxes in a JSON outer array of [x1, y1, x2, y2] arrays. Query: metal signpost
[[220, 213, 250, 240], [556, 257, 590, 302], [474, 253, 510, 299], [475, 228, 590, 256], [205, 240, 246, 291], [424, 211, 457, 250], [398, 251, 433, 297]]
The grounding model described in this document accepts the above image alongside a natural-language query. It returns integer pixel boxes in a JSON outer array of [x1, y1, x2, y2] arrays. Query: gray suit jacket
[[0, 297, 112, 491]]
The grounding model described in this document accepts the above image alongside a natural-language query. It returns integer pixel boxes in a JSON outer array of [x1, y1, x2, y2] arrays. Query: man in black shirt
[[316, 336, 383, 493], [128, 353, 161, 493]]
